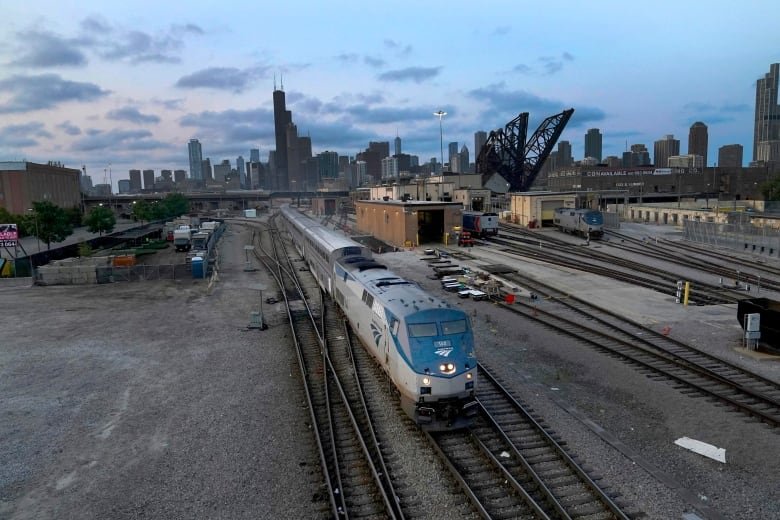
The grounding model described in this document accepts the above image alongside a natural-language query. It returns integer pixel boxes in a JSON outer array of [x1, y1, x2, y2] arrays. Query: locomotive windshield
[[408, 319, 468, 337], [441, 319, 467, 334], [408, 323, 438, 337], [583, 211, 604, 225]]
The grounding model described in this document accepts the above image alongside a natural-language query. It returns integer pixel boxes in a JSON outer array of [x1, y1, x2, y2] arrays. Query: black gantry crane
[[476, 108, 574, 192]]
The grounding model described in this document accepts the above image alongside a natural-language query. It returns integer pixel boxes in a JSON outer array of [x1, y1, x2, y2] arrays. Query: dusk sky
[[0, 0, 778, 188]]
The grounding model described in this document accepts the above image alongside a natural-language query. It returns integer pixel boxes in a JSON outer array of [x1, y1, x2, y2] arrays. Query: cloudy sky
[[0, 0, 777, 188]]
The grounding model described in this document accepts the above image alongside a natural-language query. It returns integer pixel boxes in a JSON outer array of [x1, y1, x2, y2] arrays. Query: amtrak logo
[[435, 347, 453, 357], [370, 323, 382, 348]]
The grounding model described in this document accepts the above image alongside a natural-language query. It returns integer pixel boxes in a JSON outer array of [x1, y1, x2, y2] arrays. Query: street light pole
[[433, 110, 446, 173], [27, 208, 40, 252], [108, 162, 112, 215]]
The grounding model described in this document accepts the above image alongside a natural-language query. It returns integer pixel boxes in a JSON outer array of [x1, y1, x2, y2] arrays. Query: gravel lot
[[0, 222, 326, 520], [2, 217, 779, 520]]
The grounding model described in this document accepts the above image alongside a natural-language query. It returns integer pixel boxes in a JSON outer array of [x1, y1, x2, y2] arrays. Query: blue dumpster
[[191, 256, 204, 278]]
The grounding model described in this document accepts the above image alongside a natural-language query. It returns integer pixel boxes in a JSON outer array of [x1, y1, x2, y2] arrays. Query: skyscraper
[[653, 135, 680, 168], [688, 122, 708, 166], [213, 160, 231, 182], [459, 145, 470, 173], [753, 63, 780, 162], [188, 139, 203, 180], [236, 156, 245, 188], [129, 169, 142, 192], [474, 131, 487, 159], [394, 134, 402, 156], [143, 169, 155, 190], [448, 142, 458, 171], [201, 158, 212, 182], [273, 84, 291, 190], [250, 148, 260, 163], [557, 141, 573, 167], [584, 128, 602, 162], [368, 141, 390, 159], [718, 144, 744, 167]]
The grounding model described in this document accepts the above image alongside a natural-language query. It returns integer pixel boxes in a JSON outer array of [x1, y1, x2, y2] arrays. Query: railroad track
[[427, 363, 634, 519], [604, 230, 780, 294], [490, 234, 740, 305], [253, 215, 404, 518], [494, 272, 780, 429]]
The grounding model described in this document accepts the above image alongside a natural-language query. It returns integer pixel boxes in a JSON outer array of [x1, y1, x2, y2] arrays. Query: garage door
[[541, 200, 560, 222]]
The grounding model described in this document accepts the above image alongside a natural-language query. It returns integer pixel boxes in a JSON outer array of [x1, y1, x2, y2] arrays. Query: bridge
[[84, 190, 350, 215]]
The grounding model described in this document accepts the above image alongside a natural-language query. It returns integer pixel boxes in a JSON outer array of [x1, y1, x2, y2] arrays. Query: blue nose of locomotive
[[405, 309, 476, 376]]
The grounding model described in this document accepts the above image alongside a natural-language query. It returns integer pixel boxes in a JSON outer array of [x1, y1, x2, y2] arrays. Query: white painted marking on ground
[[674, 437, 726, 463]]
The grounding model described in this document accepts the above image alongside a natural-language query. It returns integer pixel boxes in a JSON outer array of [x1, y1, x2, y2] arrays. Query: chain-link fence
[[684, 214, 780, 258]]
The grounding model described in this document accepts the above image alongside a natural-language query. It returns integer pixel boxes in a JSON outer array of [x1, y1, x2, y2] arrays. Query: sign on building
[[0, 223, 19, 247]]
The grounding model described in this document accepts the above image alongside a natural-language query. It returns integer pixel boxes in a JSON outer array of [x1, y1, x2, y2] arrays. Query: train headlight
[[422, 377, 431, 385], [466, 372, 473, 380], [439, 363, 455, 374]]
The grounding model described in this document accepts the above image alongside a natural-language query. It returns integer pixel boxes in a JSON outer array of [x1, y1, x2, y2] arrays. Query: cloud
[[383, 39, 413, 57], [176, 23, 204, 35], [509, 52, 574, 76], [378, 66, 441, 83], [335, 53, 359, 63], [335, 53, 385, 68], [467, 82, 604, 128], [72, 129, 161, 151], [100, 30, 182, 64], [568, 106, 607, 127], [681, 101, 751, 125], [364, 56, 385, 68], [513, 64, 532, 74], [175, 66, 269, 93], [151, 98, 184, 110], [106, 106, 161, 124], [9, 30, 87, 67], [539, 52, 574, 75], [0, 122, 53, 148], [180, 107, 276, 143], [80, 15, 112, 34], [78, 16, 202, 64], [57, 121, 82, 135], [0, 74, 110, 113]]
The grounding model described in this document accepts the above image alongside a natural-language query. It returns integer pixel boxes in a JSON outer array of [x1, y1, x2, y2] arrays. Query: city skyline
[[0, 1, 778, 189]]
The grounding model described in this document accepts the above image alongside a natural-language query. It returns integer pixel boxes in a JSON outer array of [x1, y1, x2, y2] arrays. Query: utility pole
[[434, 110, 446, 171]]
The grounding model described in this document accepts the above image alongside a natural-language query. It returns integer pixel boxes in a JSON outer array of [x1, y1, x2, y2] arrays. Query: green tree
[[149, 201, 166, 221], [132, 200, 152, 224], [30, 200, 73, 250], [84, 205, 116, 235], [760, 177, 780, 201], [0, 207, 18, 229], [160, 193, 190, 218], [64, 206, 83, 227]]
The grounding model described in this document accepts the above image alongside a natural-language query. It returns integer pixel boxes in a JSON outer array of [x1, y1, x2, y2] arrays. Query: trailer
[[462, 211, 499, 238], [173, 226, 192, 252]]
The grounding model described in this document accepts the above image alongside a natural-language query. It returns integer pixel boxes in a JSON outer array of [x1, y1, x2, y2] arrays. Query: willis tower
[[273, 77, 291, 190]]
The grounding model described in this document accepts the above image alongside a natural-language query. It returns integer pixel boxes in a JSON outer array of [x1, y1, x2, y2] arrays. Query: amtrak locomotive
[[280, 205, 478, 430], [553, 208, 604, 238]]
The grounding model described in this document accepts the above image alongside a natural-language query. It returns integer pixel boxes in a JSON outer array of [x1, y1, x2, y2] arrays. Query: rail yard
[[1, 210, 779, 520]]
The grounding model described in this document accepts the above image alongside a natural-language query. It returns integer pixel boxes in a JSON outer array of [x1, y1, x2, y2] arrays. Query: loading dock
[[354, 200, 463, 248]]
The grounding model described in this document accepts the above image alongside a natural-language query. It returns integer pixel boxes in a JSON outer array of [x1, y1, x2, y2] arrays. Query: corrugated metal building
[[355, 200, 463, 248]]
